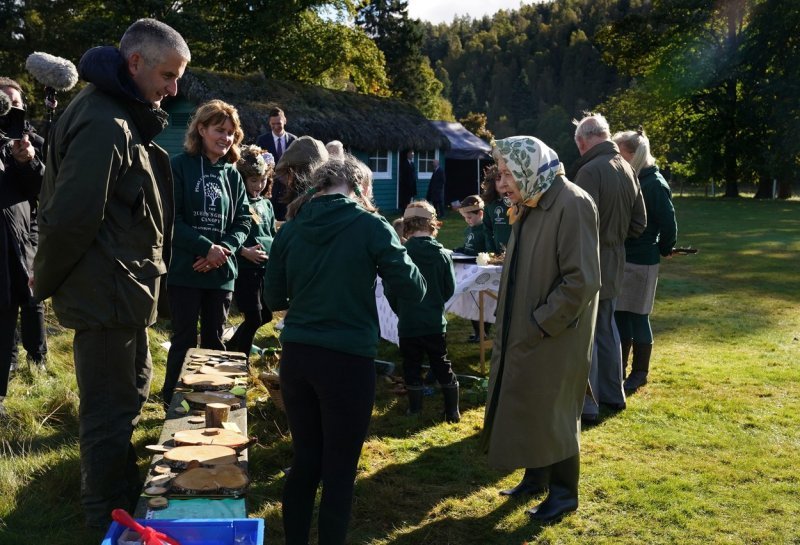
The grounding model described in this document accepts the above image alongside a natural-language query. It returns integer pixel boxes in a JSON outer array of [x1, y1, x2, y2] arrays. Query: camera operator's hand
[[11, 134, 35, 165]]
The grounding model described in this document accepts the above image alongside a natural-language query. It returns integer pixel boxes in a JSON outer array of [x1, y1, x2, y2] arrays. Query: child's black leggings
[[280, 342, 376, 545]]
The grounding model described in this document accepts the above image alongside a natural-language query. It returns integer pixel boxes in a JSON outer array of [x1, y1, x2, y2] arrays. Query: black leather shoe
[[526, 489, 578, 522], [580, 412, 598, 426], [527, 455, 579, 522], [500, 467, 549, 496], [624, 371, 648, 394], [500, 481, 547, 496]]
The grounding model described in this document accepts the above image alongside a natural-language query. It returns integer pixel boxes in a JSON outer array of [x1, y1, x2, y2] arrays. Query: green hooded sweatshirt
[[454, 223, 496, 255], [483, 198, 512, 251], [237, 195, 277, 271], [385, 235, 456, 338], [264, 194, 426, 358], [168, 152, 251, 291]]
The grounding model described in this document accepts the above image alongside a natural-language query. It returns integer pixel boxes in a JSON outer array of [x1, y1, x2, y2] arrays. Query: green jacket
[[168, 152, 251, 291], [572, 140, 647, 299], [625, 165, 677, 265], [237, 195, 277, 271], [264, 194, 426, 358], [455, 223, 496, 255], [34, 46, 174, 329], [483, 199, 512, 251], [386, 235, 455, 338]]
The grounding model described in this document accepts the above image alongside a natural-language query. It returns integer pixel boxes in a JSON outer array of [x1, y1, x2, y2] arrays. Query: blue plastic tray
[[101, 518, 263, 545]]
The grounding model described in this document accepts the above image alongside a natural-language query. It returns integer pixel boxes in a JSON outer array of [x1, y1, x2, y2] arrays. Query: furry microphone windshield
[[25, 51, 78, 91]]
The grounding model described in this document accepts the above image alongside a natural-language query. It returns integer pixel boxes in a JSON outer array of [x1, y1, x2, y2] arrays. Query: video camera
[[0, 106, 27, 140]]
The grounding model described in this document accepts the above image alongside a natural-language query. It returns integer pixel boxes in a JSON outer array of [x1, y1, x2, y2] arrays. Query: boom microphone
[[25, 52, 79, 91]]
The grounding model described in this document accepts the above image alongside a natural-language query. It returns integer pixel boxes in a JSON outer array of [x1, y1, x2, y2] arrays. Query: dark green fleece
[[237, 195, 277, 271], [483, 199, 512, 251], [624, 165, 677, 265], [168, 152, 251, 291], [264, 194, 426, 358], [386, 235, 455, 338], [454, 222, 496, 255]]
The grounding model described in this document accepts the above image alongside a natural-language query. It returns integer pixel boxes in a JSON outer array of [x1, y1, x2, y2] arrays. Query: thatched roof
[[176, 68, 450, 151]]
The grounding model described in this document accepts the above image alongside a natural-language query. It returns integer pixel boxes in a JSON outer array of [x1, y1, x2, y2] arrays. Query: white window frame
[[416, 149, 439, 180], [368, 150, 392, 180]]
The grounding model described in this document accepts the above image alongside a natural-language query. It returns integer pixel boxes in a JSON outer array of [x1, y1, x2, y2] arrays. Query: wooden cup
[[205, 402, 231, 429]]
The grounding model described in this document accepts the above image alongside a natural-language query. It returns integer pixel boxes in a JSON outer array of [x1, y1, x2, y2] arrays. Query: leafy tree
[[0, 0, 390, 112], [459, 112, 494, 144], [738, 0, 799, 198], [357, 0, 451, 118], [597, 0, 755, 197]]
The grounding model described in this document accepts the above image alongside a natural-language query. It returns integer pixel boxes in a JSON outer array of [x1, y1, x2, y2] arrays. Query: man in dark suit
[[398, 149, 417, 210], [256, 107, 297, 221], [425, 158, 446, 216]]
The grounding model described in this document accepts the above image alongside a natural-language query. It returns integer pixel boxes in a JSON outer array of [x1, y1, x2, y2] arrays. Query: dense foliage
[[420, 0, 799, 195], [1, 0, 796, 194]]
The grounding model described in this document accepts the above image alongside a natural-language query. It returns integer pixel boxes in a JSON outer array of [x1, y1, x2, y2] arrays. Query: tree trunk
[[722, 4, 744, 198], [777, 179, 793, 199], [753, 174, 773, 198]]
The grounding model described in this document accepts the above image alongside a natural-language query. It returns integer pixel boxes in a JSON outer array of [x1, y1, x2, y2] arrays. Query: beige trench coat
[[483, 176, 601, 470]]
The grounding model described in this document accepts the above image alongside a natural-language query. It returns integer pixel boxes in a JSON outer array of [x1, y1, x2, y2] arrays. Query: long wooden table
[[134, 348, 249, 519]]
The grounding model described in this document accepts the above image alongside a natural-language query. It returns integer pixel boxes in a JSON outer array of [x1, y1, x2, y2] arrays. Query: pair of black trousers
[[10, 297, 48, 365], [0, 306, 18, 397], [399, 333, 455, 387], [73, 327, 152, 527], [280, 342, 375, 545], [163, 286, 232, 404], [228, 268, 272, 355]]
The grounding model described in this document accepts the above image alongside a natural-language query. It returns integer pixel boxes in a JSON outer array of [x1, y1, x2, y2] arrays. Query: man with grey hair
[[572, 112, 646, 424], [34, 18, 189, 528]]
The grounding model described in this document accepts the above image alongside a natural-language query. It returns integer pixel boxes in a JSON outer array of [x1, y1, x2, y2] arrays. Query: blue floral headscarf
[[492, 136, 564, 223]]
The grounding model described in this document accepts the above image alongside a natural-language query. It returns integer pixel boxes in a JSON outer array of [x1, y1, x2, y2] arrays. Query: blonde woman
[[162, 100, 251, 405], [612, 129, 677, 393]]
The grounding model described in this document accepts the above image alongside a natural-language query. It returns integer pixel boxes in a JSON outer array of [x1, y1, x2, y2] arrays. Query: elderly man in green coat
[[482, 136, 600, 522]]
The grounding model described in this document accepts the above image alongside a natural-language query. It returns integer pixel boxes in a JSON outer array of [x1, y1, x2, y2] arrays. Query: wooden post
[[479, 290, 499, 375], [205, 402, 230, 429], [479, 290, 486, 375]]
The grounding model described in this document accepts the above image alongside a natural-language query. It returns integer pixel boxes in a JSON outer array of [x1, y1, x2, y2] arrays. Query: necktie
[[276, 137, 283, 160]]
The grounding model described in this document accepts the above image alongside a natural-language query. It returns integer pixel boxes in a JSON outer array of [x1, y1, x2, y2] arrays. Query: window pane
[[418, 150, 436, 173], [369, 150, 389, 174]]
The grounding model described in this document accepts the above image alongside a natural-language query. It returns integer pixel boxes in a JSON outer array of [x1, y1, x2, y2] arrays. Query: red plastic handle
[[110, 509, 182, 545], [111, 509, 146, 533]]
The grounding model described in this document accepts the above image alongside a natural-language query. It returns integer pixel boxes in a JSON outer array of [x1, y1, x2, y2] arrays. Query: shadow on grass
[[1, 451, 107, 545], [347, 430, 551, 544]]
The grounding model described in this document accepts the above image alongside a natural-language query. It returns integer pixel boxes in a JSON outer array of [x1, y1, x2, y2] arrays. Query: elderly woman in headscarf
[[482, 136, 601, 522]]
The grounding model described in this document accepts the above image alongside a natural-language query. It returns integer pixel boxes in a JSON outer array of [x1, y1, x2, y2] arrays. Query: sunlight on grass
[[1, 198, 799, 544]]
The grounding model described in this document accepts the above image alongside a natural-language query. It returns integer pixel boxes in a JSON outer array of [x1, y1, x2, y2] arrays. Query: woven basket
[[259, 371, 285, 412]]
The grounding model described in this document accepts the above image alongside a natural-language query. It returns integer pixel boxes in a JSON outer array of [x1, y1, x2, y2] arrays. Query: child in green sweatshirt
[[454, 194, 495, 342], [227, 145, 278, 355], [387, 200, 460, 422]]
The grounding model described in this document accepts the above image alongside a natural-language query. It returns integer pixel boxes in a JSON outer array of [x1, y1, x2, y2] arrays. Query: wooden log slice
[[198, 364, 248, 377], [224, 353, 248, 361], [171, 465, 249, 496], [173, 428, 250, 450], [163, 445, 239, 469], [180, 373, 234, 391], [183, 391, 243, 410]]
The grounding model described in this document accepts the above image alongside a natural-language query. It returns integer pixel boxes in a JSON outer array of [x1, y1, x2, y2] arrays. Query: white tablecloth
[[376, 263, 503, 345]]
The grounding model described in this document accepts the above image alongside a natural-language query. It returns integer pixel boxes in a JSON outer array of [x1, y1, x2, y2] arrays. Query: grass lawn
[[1, 197, 799, 544]]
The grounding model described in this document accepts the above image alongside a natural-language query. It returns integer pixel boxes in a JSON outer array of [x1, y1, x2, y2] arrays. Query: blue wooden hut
[[156, 69, 450, 213]]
